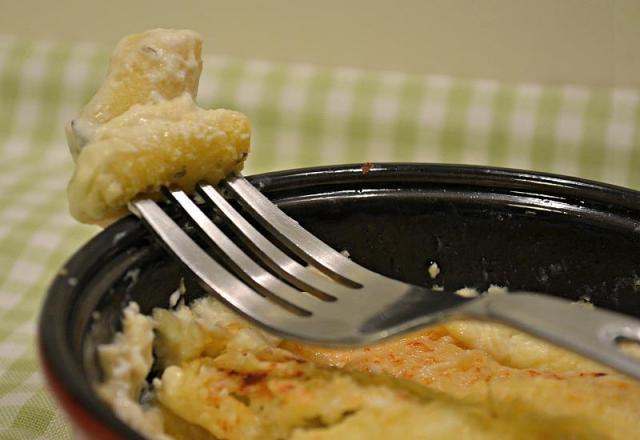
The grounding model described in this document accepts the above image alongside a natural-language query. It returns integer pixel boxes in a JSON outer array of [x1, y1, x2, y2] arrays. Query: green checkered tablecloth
[[0, 34, 639, 439]]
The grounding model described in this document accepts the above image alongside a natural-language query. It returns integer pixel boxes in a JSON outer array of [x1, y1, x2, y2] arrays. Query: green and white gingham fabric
[[0, 35, 639, 439]]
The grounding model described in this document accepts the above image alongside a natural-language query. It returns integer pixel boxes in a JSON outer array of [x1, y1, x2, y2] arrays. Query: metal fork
[[131, 175, 640, 380]]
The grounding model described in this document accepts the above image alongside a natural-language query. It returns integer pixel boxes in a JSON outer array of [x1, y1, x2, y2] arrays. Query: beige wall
[[2, 0, 638, 87]]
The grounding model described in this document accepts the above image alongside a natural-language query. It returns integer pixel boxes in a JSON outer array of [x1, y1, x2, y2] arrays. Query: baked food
[[97, 296, 640, 439], [66, 29, 250, 224]]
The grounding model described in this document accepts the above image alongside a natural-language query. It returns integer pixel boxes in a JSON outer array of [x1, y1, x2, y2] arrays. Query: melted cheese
[[67, 94, 249, 223], [65, 29, 250, 224], [66, 28, 202, 158], [97, 297, 640, 439]]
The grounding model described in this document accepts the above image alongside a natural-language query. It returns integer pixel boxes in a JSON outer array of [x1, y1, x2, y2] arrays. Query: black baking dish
[[39, 163, 640, 439]]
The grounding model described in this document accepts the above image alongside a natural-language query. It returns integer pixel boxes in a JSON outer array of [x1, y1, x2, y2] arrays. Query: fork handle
[[468, 293, 640, 380]]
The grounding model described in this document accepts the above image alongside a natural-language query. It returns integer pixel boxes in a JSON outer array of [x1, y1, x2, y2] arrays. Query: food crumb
[[361, 162, 373, 175], [486, 285, 508, 295], [431, 284, 445, 292], [169, 278, 187, 308], [428, 262, 440, 279], [574, 295, 595, 309], [124, 268, 140, 286], [169, 290, 181, 308], [455, 287, 480, 298]]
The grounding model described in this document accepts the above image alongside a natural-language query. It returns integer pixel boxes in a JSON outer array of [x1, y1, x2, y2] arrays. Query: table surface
[[0, 34, 638, 439]]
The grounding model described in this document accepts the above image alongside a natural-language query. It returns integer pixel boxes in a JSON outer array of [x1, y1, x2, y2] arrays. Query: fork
[[130, 174, 640, 380]]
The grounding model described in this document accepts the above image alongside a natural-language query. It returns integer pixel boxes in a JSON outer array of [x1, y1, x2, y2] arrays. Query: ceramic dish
[[39, 163, 640, 439]]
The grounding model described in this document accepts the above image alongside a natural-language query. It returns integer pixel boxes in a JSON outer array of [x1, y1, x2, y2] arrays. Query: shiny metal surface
[[131, 175, 640, 380]]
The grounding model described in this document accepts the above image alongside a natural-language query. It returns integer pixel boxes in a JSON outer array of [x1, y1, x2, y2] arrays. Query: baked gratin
[[97, 296, 640, 440]]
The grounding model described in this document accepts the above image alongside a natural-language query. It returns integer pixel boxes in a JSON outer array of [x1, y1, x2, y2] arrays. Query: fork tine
[[130, 199, 318, 331], [198, 183, 360, 300], [165, 189, 335, 313], [223, 175, 375, 286]]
